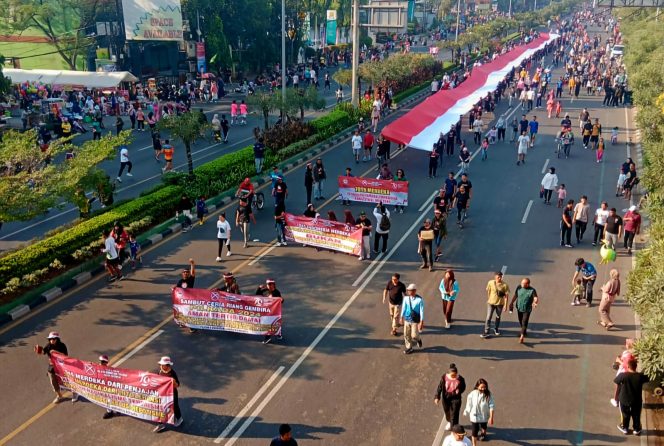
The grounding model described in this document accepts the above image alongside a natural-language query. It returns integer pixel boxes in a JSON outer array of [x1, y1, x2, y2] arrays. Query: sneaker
[[71, 394, 79, 403], [107, 276, 117, 283], [243, 242, 248, 248], [153, 424, 166, 433], [493, 329, 501, 336], [126, 173, 133, 177], [445, 321, 450, 329], [617, 425, 629, 435], [282, 242, 288, 246], [103, 411, 114, 419], [403, 348, 413, 355], [565, 244, 574, 248], [480, 333, 490, 339], [633, 430, 641, 436], [417, 339, 422, 348], [53, 396, 64, 404], [215, 256, 222, 262], [592, 242, 596, 246], [445, 422, 451, 431], [174, 417, 184, 427], [226, 252, 232, 257], [276, 334, 283, 340], [116, 177, 122, 183], [610, 398, 618, 407]]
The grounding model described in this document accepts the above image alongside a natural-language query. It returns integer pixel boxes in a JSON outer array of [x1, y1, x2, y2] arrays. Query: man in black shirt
[[615, 358, 649, 435], [273, 176, 288, 208], [561, 200, 574, 247], [270, 423, 298, 446], [458, 173, 473, 201], [383, 273, 406, 336], [603, 208, 623, 250], [174, 259, 196, 289], [453, 185, 470, 228], [257, 279, 284, 344], [356, 211, 372, 260], [446, 125, 456, 157], [153, 356, 183, 432], [34, 331, 69, 403], [433, 189, 447, 213], [519, 115, 529, 135], [235, 197, 256, 248]]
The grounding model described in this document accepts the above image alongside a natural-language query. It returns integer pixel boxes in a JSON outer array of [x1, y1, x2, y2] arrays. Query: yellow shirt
[[486, 280, 510, 306]]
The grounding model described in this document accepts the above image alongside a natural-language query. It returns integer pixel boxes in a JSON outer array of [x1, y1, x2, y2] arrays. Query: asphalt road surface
[[0, 40, 648, 445]]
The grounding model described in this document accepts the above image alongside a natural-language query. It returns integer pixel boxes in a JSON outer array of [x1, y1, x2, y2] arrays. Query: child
[[128, 234, 142, 269], [557, 184, 567, 208], [571, 278, 584, 306], [596, 137, 605, 163], [195, 196, 207, 225], [488, 127, 497, 144], [480, 137, 489, 161], [611, 126, 618, 145], [616, 168, 627, 197], [555, 101, 563, 118]]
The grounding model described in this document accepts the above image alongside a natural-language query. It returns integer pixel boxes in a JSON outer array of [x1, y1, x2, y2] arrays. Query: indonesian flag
[[382, 33, 559, 151]]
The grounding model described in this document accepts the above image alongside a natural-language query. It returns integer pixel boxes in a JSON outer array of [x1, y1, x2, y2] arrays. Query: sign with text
[[49, 352, 175, 424], [172, 288, 282, 336], [337, 176, 409, 206], [284, 213, 363, 255], [122, 0, 184, 41]]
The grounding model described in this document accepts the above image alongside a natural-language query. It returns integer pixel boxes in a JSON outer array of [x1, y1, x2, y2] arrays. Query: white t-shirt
[[217, 219, 231, 239], [120, 147, 129, 163], [442, 434, 472, 446], [104, 236, 119, 259], [595, 208, 610, 226], [518, 135, 530, 152], [351, 135, 363, 150]]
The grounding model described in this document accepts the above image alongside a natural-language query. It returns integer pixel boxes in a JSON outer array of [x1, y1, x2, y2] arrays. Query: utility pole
[[351, 0, 360, 106], [508, 0, 512, 17], [282, 0, 286, 101], [455, 0, 461, 42], [196, 9, 202, 42]]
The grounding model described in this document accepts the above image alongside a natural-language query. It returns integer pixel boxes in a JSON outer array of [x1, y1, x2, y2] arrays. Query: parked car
[[611, 44, 624, 57]]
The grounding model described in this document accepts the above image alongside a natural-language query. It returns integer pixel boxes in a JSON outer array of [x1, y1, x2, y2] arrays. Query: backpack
[[379, 213, 391, 231]]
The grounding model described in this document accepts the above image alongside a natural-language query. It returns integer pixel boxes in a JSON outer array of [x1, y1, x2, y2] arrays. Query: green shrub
[[311, 109, 353, 138]]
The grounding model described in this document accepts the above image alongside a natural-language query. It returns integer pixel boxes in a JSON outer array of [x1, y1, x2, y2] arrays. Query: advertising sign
[[337, 176, 409, 206], [122, 0, 184, 41], [326, 10, 337, 45], [283, 213, 363, 255]]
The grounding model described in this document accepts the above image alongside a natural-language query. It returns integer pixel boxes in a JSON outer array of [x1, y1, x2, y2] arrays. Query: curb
[[0, 83, 432, 328]]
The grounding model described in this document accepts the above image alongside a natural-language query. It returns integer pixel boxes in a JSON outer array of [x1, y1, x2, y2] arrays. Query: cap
[[99, 354, 109, 363], [158, 356, 173, 365], [223, 272, 234, 279], [360, 211, 366, 216], [406, 283, 417, 291], [629, 205, 637, 212], [434, 209, 442, 214], [266, 279, 276, 284], [47, 331, 60, 339]]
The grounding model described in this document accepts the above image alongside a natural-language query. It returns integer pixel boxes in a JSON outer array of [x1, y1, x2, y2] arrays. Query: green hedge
[[0, 185, 183, 286], [310, 109, 354, 139]]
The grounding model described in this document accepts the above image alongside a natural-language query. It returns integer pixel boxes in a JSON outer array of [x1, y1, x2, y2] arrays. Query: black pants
[[374, 232, 388, 253], [583, 279, 595, 304], [575, 221, 587, 242], [624, 230, 636, 249], [497, 128, 506, 141], [544, 189, 553, 203], [446, 140, 455, 156], [305, 185, 312, 206], [173, 390, 182, 419], [593, 223, 605, 245], [474, 131, 481, 145], [428, 160, 438, 177], [517, 310, 531, 336], [561, 222, 572, 245], [443, 397, 462, 426], [217, 238, 230, 257], [118, 161, 133, 177], [620, 402, 642, 432]]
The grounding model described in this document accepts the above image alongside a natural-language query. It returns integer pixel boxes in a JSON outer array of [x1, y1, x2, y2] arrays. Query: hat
[[47, 331, 60, 339], [158, 356, 173, 365], [223, 272, 234, 279], [629, 205, 637, 212], [266, 279, 276, 284], [99, 355, 109, 363], [406, 283, 417, 291], [360, 211, 366, 216], [434, 208, 442, 214]]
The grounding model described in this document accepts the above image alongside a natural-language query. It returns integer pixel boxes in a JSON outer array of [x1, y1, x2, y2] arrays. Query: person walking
[[253, 137, 265, 173], [481, 271, 510, 338], [270, 423, 298, 446], [439, 269, 459, 329], [383, 273, 406, 336], [598, 269, 621, 329], [572, 195, 590, 244], [400, 283, 424, 354], [356, 211, 372, 261], [102, 229, 123, 282], [417, 219, 435, 271], [622, 206, 641, 254], [540, 167, 558, 205], [463, 378, 496, 445], [215, 213, 232, 261], [561, 199, 574, 248], [509, 277, 539, 344], [516, 130, 529, 165], [304, 163, 314, 206], [351, 130, 362, 163], [34, 331, 69, 403], [572, 257, 598, 307], [603, 208, 623, 250], [434, 363, 467, 430], [152, 356, 183, 432], [235, 197, 256, 248], [274, 204, 287, 246], [442, 425, 472, 446], [373, 203, 390, 254], [116, 145, 133, 183], [615, 358, 649, 436], [592, 201, 610, 246], [432, 208, 447, 261], [313, 158, 327, 200]]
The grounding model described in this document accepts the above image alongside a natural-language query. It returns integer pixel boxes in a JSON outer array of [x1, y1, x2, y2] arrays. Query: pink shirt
[[231, 103, 238, 116], [557, 188, 567, 200], [240, 104, 247, 114]]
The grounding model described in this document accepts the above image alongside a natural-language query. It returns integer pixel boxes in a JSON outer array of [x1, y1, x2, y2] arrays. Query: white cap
[[629, 205, 637, 212], [99, 355, 109, 363], [406, 283, 417, 291], [158, 356, 173, 366], [47, 331, 60, 339]]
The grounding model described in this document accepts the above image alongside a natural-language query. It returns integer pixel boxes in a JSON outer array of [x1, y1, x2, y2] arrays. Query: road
[[0, 34, 649, 445]]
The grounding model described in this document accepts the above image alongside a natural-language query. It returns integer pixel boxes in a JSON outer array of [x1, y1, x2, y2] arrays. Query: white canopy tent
[[3, 69, 138, 89]]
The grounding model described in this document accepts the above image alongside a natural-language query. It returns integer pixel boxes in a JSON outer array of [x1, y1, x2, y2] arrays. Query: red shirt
[[623, 211, 641, 232], [363, 133, 375, 148]]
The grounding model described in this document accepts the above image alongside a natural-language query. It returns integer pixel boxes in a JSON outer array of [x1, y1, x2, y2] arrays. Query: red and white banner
[[383, 33, 559, 151], [49, 352, 176, 424], [172, 288, 282, 336], [284, 213, 363, 255], [337, 176, 409, 206]]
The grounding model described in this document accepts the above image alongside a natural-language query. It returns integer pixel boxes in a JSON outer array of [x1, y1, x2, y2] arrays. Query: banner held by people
[[284, 213, 363, 255], [337, 176, 409, 206], [172, 288, 282, 336], [49, 352, 176, 424]]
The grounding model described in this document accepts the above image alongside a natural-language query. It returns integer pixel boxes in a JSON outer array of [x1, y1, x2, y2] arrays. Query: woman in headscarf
[[211, 114, 221, 141], [598, 269, 620, 329]]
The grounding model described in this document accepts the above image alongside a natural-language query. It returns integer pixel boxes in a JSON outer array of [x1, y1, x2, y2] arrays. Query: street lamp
[[455, 0, 461, 43], [281, 0, 286, 101]]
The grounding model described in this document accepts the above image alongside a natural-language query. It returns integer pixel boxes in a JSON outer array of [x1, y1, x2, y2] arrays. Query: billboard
[[122, 0, 184, 41]]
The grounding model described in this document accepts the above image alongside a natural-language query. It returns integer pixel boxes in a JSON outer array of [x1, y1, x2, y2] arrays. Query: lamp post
[[281, 0, 286, 102], [508, 0, 512, 17], [351, 0, 360, 106], [455, 0, 461, 43]]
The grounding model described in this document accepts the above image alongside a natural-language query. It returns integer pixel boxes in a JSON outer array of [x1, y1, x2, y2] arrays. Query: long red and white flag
[[382, 33, 559, 151]]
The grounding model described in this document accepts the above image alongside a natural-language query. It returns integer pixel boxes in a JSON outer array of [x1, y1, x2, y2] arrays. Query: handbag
[[407, 296, 421, 323]]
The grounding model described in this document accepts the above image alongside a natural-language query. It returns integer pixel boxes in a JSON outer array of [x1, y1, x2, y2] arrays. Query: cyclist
[[235, 177, 255, 206], [572, 258, 597, 307], [235, 197, 256, 248], [459, 145, 471, 174], [560, 114, 572, 131], [558, 128, 574, 158]]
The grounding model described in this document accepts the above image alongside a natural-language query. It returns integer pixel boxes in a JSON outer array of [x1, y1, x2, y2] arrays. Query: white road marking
[[541, 158, 550, 174], [214, 366, 285, 444], [521, 200, 533, 224], [352, 252, 385, 287], [112, 329, 164, 367], [248, 243, 280, 266], [501, 265, 508, 275], [431, 416, 448, 446], [219, 189, 439, 446]]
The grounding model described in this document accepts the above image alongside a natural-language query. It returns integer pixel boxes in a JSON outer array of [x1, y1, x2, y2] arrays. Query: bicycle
[[235, 191, 265, 210]]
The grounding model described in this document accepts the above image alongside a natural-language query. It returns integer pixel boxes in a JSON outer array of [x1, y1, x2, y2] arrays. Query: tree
[[0, 130, 128, 223], [158, 111, 210, 176], [333, 69, 353, 87], [5, 0, 100, 70], [248, 90, 278, 129]]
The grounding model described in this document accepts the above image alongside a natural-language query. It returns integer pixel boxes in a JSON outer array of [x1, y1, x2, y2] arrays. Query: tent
[[3, 69, 139, 89], [382, 33, 559, 151]]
